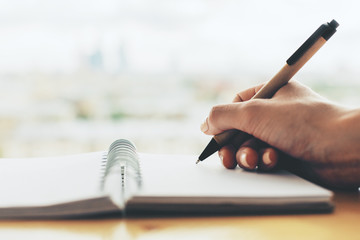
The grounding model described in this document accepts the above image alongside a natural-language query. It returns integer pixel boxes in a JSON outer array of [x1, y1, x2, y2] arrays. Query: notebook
[[0, 139, 333, 218]]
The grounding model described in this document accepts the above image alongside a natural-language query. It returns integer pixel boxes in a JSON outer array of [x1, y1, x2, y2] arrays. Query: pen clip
[[286, 19, 339, 65]]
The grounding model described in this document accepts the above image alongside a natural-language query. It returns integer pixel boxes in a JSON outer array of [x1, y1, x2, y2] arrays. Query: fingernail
[[200, 118, 209, 133], [263, 151, 272, 165], [219, 153, 224, 164], [240, 152, 250, 168]]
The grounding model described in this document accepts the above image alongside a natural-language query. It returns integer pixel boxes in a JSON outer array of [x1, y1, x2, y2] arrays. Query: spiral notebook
[[0, 139, 333, 218]]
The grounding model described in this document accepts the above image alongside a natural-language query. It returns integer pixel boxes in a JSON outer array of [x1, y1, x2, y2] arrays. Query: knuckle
[[241, 100, 263, 121], [207, 104, 237, 132], [233, 93, 243, 102], [208, 104, 226, 124]]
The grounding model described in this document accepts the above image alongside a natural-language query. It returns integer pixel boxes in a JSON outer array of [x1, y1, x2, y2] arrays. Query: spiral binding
[[101, 139, 142, 190]]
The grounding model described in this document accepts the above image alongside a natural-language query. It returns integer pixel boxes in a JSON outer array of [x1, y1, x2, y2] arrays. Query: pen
[[196, 19, 339, 164]]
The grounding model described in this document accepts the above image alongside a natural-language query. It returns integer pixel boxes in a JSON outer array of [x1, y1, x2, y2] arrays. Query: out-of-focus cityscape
[[1, 0, 360, 158]]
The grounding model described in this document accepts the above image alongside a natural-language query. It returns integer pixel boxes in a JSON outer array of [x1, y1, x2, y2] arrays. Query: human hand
[[201, 81, 360, 190]]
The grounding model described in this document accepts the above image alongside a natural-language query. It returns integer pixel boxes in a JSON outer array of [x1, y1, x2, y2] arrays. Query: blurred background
[[1, 0, 360, 158]]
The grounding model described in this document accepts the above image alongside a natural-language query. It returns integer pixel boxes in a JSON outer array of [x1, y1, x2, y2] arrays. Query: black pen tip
[[198, 138, 221, 161]]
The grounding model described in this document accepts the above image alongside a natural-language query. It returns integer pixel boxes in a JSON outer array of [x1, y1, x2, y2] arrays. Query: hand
[[201, 81, 360, 190]]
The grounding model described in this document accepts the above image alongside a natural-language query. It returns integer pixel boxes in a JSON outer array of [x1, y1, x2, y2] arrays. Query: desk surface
[[0, 191, 358, 240]]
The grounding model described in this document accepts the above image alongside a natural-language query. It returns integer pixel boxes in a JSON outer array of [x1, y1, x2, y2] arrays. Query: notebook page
[[0, 152, 105, 207], [135, 153, 332, 199]]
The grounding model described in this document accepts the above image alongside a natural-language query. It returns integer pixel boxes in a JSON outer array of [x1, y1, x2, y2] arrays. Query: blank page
[[0, 152, 105, 207], [134, 153, 332, 200]]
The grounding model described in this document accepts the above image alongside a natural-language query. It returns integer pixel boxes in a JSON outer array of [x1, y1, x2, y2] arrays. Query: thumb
[[201, 100, 267, 136]]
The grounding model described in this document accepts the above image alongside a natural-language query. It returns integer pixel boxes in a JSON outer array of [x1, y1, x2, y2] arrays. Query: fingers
[[233, 81, 310, 103], [258, 148, 278, 171], [201, 82, 287, 171], [201, 83, 266, 136], [236, 146, 259, 170], [200, 103, 242, 135], [219, 137, 279, 171], [201, 81, 311, 136], [219, 145, 237, 169], [201, 98, 271, 137], [236, 138, 263, 170], [237, 146, 279, 171], [232, 83, 265, 102]]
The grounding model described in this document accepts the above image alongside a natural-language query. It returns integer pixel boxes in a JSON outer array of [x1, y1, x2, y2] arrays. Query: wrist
[[312, 105, 360, 189], [325, 108, 360, 163], [333, 108, 360, 162]]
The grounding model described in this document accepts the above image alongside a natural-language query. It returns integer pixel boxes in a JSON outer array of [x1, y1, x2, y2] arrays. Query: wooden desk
[[0, 192, 358, 240]]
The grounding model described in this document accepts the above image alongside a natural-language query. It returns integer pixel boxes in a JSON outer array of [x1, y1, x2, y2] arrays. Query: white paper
[[0, 152, 105, 207], [135, 153, 332, 199]]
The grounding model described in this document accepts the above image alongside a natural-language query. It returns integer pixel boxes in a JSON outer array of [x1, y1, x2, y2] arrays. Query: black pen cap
[[287, 19, 339, 65], [322, 19, 339, 40]]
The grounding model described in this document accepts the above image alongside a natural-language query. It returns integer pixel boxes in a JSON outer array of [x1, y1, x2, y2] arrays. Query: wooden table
[[0, 191, 358, 240]]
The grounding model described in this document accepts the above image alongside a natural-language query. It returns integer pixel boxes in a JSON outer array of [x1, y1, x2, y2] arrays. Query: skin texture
[[201, 81, 360, 190]]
